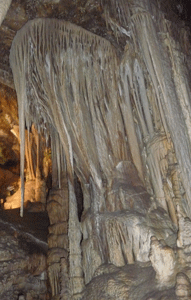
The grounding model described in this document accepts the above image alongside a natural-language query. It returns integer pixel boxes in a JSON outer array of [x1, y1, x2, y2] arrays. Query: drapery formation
[[10, 17, 138, 215], [9, 0, 191, 298], [102, 0, 191, 218]]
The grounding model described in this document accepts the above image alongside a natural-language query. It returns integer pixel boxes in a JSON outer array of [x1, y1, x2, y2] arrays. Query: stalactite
[[119, 51, 144, 183], [48, 262, 61, 297], [120, 46, 170, 212], [10, 17, 138, 220], [131, 12, 169, 138], [26, 132, 35, 181], [10, 18, 119, 215], [133, 59, 154, 137], [130, 8, 191, 218], [35, 127, 40, 179], [10, 18, 120, 291]]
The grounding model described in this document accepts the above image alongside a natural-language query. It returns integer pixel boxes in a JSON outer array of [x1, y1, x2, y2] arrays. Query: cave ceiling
[[0, 0, 113, 89], [0, 0, 190, 91]]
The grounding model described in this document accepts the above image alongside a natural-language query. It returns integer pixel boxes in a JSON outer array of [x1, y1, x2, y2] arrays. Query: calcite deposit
[[0, 0, 191, 299]]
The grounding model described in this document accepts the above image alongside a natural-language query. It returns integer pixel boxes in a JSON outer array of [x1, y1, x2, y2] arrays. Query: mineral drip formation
[[9, 0, 191, 298]]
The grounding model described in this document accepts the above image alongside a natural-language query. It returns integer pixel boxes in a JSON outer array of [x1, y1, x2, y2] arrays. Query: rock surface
[[0, 210, 49, 299]]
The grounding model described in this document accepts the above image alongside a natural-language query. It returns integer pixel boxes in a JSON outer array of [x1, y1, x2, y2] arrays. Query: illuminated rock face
[[9, 0, 191, 299]]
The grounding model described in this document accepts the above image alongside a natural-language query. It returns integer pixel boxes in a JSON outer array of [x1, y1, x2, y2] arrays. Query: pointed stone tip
[[20, 207, 23, 217]]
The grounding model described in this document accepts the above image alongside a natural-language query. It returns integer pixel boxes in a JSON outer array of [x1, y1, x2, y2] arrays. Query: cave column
[[68, 180, 84, 299], [33, 126, 47, 205], [60, 257, 70, 300], [47, 162, 70, 299], [47, 178, 84, 299]]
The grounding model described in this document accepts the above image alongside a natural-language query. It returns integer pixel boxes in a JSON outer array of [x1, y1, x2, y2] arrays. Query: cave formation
[[1, 0, 191, 299]]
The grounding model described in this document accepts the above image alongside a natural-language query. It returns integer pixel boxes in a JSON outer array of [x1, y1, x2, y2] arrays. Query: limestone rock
[[177, 206, 191, 248], [176, 272, 191, 299], [150, 237, 176, 285], [48, 233, 68, 249], [82, 205, 177, 284], [47, 200, 68, 224], [47, 247, 68, 264], [25, 200, 46, 212], [0, 225, 47, 300], [4, 180, 36, 210], [48, 222, 68, 235], [81, 263, 178, 300]]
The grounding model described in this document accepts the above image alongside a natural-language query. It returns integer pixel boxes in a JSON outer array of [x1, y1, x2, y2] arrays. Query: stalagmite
[[149, 236, 176, 285], [176, 273, 191, 299], [47, 185, 69, 298], [60, 257, 70, 300], [68, 181, 84, 296]]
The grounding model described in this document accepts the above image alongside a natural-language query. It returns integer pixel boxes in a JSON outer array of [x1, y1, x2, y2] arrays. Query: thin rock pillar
[[47, 177, 69, 299], [68, 181, 84, 299]]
